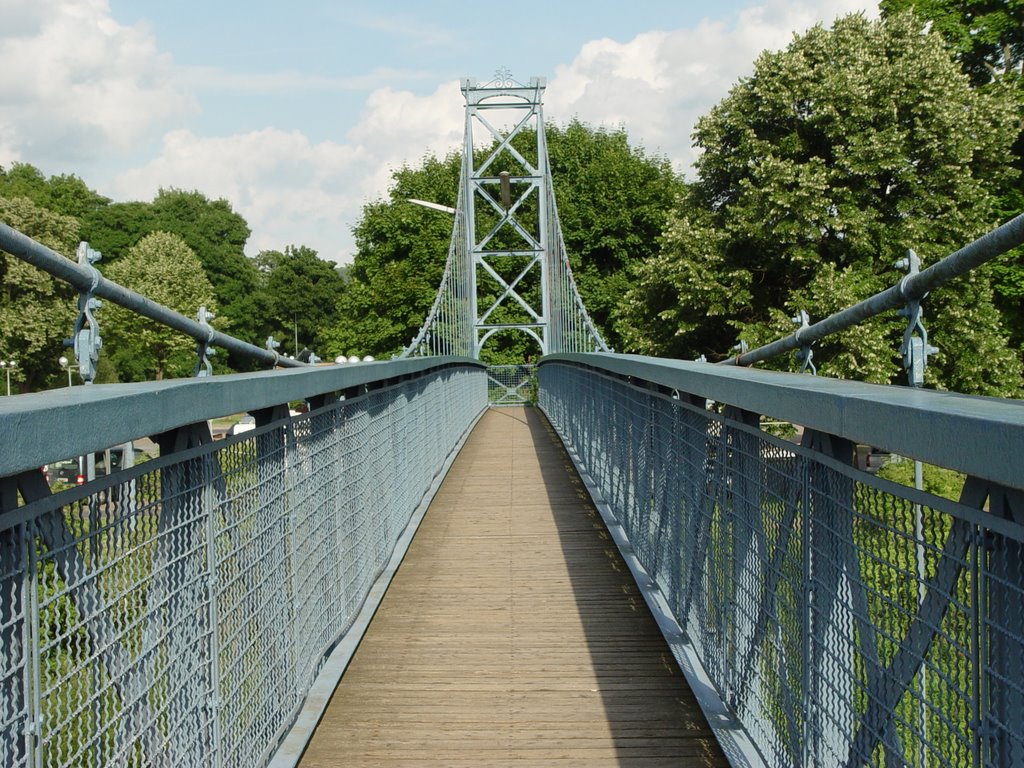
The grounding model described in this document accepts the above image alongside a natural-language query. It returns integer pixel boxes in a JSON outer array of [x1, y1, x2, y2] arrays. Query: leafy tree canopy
[[0, 195, 79, 392], [322, 152, 464, 360], [0, 163, 110, 221], [881, 0, 1024, 84], [84, 189, 262, 354], [880, 0, 1024, 348], [254, 245, 346, 358], [102, 232, 218, 381], [619, 12, 1022, 396]]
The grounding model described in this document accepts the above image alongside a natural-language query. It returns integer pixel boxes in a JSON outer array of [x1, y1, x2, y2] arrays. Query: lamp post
[[58, 355, 77, 387], [0, 360, 16, 396]]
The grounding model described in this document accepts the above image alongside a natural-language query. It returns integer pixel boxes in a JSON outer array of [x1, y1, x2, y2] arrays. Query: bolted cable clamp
[[791, 310, 816, 375], [194, 305, 216, 377], [896, 249, 938, 388], [66, 242, 103, 383]]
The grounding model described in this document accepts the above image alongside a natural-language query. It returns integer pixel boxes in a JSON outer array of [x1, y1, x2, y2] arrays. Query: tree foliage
[[0, 163, 110, 221], [255, 245, 346, 357], [322, 153, 464, 360], [881, 0, 1024, 349], [102, 232, 217, 381], [84, 190, 263, 356], [880, 0, 1024, 85], [0, 195, 80, 392], [548, 122, 683, 350], [620, 12, 1022, 396]]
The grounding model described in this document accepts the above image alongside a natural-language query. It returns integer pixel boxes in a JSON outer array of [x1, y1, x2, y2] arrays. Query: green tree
[[81, 201, 157, 261], [0, 195, 79, 392], [254, 245, 346, 357], [880, 0, 1024, 86], [322, 153, 462, 359], [0, 163, 110, 221], [148, 190, 260, 348], [880, 0, 1024, 348], [102, 232, 217, 381], [621, 12, 1022, 396], [84, 190, 262, 356], [548, 121, 683, 350]]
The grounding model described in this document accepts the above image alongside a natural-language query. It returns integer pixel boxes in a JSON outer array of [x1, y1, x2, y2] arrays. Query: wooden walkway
[[297, 408, 727, 767]]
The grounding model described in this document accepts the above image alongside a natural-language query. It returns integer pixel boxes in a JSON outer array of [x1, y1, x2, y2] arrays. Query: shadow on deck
[[296, 407, 727, 767]]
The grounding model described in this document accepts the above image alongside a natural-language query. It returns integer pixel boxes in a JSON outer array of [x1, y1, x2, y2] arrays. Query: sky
[[0, 0, 878, 264]]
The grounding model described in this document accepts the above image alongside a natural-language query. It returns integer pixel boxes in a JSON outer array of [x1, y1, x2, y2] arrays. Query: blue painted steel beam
[[542, 353, 1024, 491], [0, 357, 483, 477]]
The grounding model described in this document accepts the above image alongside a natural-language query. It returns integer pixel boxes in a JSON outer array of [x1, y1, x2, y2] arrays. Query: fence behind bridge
[[539, 354, 1024, 768], [0, 360, 486, 768]]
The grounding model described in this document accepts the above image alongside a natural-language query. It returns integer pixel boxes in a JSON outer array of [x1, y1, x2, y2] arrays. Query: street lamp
[[0, 360, 17, 396], [407, 198, 457, 215], [58, 355, 76, 387]]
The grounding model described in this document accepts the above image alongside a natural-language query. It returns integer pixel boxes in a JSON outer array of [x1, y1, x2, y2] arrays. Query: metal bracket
[[265, 335, 281, 366], [731, 339, 748, 365], [194, 305, 216, 377], [897, 249, 938, 388], [792, 310, 816, 375], [65, 241, 103, 383]]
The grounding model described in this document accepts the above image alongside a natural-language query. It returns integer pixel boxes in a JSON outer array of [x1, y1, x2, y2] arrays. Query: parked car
[[47, 458, 82, 484]]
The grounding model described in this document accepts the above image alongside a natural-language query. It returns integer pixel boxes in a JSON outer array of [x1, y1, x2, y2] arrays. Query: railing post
[[202, 449, 223, 768], [722, 406, 761, 710], [977, 481, 1024, 765], [250, 404, 295, 753], [153, 421, 218, 766], [800, 429, 855, 765], [0, 474, 42, 767]]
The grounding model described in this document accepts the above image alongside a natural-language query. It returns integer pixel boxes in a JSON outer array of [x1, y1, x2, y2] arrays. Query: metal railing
[[0, 360, 486, 768], [539, 355, 1024, 768]]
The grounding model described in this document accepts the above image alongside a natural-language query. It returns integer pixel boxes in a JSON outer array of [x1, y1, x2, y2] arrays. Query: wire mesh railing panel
[[980, 530, 1024, 767], [26, 461, 217, 768], [0, 527, 28, 768], [486, 364, 536, 405], [539, 361, 1022, 768], [215, 427, 295, 768], [0, 365, 486, 767]]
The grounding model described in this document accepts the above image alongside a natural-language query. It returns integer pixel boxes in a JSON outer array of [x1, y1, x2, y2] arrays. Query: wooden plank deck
[[297, 407, 728, 767]]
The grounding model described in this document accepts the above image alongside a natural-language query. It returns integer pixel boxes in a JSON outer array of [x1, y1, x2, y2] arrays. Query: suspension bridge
[[1, 73, 1023, 768]]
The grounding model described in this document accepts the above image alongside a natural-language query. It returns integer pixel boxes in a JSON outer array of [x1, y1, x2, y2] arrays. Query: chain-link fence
[[0, 365, 486, 768], [539, 360, 1024, 768]]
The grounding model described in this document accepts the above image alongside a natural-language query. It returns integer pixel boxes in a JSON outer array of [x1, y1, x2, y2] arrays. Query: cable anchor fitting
[[194, 305, 216, 377], [65, 242, 103, 383], [896, 249, 938, 388], [791, 310, 816, 375], [731, 339, 748, 366]]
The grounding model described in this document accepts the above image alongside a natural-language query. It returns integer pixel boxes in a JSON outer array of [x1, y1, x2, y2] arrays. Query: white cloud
[[111, 81, 464, 265], [5, 0, 880, 269], [0, 0, 194, 166], [545, 0, 878, 174]]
